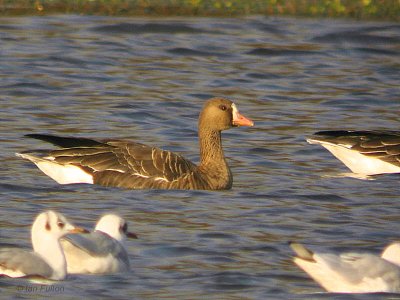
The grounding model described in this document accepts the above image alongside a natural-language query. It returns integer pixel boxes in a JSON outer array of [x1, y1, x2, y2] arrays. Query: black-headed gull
[[307, 131, 400, 176], [61, 214, 137, 274], [290, 241, 400, 293], [0, 210, 86, 280]]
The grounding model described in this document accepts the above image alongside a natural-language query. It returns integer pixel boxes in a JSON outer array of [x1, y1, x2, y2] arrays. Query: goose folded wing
[[49, 140, 197, 182], [349, 134, 400, 166], [313, 131, 400, 167]]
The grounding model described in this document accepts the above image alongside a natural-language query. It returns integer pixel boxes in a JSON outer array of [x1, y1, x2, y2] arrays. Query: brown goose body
[[17, 97, 253, 190], [307, 130, 400, 175]]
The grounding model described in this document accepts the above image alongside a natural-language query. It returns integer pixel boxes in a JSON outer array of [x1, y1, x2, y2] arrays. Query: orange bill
[[69, 227, 90, 234], [232, 103, 254, 127]]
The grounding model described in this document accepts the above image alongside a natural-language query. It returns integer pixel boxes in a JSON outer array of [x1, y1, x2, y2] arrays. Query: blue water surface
[[0, 15, 399, 299]]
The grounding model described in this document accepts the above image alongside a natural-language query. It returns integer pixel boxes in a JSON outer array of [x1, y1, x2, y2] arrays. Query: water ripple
[[0, 15, 399, 299]]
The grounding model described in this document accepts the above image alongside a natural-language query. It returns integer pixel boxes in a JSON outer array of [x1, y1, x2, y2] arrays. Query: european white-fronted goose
[[307, 130, 400, 175], [61, 214, 137, 274], [0, 211, 86, 280], [17, 97, 254, 190], [290, 241, 400, 293]]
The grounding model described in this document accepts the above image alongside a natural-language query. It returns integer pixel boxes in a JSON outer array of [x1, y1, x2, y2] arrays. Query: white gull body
[[61, 214, 137, 274], [290, 242, 400, 293], [0, 211, 83, 280]]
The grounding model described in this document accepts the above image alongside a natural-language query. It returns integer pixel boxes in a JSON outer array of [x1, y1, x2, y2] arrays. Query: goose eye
[[219, 105, 227, 111], [57, 221, 65, 229]]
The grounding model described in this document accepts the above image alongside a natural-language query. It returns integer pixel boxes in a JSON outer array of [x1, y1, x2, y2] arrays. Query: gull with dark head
[[290, 241, 400, 293], [61, 214, 137, 274], [0, 210, 85, 280]]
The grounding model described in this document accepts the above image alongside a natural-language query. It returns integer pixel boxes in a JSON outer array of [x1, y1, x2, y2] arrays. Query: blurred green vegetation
[[0, 0, 399, 20]]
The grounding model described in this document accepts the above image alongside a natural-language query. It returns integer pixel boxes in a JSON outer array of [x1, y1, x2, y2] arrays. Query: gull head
[[95, 214, 138, 242]]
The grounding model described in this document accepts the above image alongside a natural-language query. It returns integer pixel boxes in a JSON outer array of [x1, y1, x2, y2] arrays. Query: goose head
[[198, 98, 253, 132]]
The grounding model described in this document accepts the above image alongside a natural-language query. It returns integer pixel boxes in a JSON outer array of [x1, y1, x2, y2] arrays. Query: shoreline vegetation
[[0, 0, 399, 21]]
